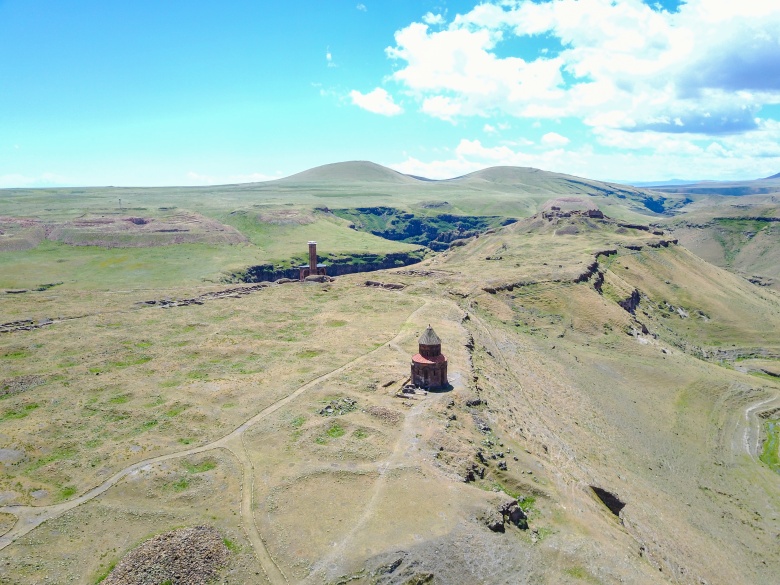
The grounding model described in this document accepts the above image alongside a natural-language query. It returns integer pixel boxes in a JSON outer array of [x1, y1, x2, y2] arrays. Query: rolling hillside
[[1, 207, 779, 584]]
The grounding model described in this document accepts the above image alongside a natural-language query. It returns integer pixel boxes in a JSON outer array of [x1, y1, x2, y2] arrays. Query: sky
[[2, 0, 780, 187]]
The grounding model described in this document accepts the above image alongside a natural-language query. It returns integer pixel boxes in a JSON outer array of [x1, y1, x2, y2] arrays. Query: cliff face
[[231, 249, 429, 283], [331, 207, 515, 251]]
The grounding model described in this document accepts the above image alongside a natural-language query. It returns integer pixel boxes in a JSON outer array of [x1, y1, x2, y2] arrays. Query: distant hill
[[268, 161, 681, 215], [275, 161, 422, 185], [450, 165, 652, 197], [651, 175, 780, 196], [629, 179, 705, 187]]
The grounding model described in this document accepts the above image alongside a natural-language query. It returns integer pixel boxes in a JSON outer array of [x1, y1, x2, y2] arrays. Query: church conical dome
[[418, 325, 441, 346]]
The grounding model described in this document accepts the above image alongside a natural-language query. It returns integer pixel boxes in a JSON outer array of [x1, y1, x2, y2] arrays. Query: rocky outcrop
[[0, 319, 54, 334], [331, 207, 514, 251], [365, 280, 406, 290], [233, 250, 428, 283], [482, 499, 529, 532], [619, 290, 641, 314], [591, 486, 626, 517], [139, 284, 270, 309]]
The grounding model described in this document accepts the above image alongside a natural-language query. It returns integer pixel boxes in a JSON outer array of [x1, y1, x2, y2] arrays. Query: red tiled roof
[[412, 353, 447, 365]]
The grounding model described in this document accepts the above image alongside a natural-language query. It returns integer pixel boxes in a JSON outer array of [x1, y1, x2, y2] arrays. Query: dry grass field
[[1, 167, 780, 584]]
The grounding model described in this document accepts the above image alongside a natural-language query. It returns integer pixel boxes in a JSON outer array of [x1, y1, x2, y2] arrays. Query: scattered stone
[[103, 525, 229, 585], [463, 463, 486, 483], [473, 415, 491, 434], [365, 280, 406, 290], [497, 461, 508, 471], [319, 397, 357, 416], [403, 573, 435, 585], [372, 554, 406, 577], [365, 405, 402, 424], [0, 375, 45, 397], [304, 274, 332, 283]]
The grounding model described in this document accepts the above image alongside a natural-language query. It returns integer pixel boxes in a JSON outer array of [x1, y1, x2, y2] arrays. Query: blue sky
[[2, 0, 780, 187]]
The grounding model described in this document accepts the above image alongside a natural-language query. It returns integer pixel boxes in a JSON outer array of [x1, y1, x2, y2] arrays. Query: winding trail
[[303, 390, 428, 583], [0, 299, 431, 585], [742, 395, 780, 460]]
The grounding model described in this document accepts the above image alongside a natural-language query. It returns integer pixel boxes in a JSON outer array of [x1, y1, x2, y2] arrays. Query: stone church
[[411, 325, 448, 389]]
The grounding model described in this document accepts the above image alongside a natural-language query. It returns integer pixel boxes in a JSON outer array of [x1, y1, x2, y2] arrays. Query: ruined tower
[[411, 325, 448, 389], [299, 241, 327, 280]]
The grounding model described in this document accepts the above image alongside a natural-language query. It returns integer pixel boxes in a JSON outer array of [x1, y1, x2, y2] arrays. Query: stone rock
[[500, 500, 528, 529], [304, 274, 331, 283], [482, 508, 506, 533], [463, 463, 486, 483], [0, 449, 25, 464], [319, 397, 357, 416], [102, 525, 228, 585]]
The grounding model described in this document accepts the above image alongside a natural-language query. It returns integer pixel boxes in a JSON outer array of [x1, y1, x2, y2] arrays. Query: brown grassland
[[1, 170, 780, 584]]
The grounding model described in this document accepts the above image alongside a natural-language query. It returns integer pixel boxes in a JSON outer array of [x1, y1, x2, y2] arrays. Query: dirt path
[[303, 391, 430, 583], [0, 298, 430, 585], [742, 395, 780, 460]]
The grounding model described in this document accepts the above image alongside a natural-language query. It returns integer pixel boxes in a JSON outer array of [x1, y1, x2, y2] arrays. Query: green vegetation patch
[[165, 404, 187, 417], [760, 420, 780, 473], [1, 402, 40, 421], [1, 348, 32, 360], [183, 459, 217, 474], [326, 423, 346, 438], [58, 485, 78, 500], [171, 477, 190, 492]]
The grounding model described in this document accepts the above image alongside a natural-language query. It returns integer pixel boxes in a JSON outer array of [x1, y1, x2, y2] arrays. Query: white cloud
[[421, 95, 461, 120], [484, 123, 497, 133], [388, 119, 780, 181], [349, 87, 403, 116], [541, 132, 570, 147], [326, 47, 336, 68], [383, 0, 780, 138], [422, 12, 445, 26], [356, 3, 367, 12]]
